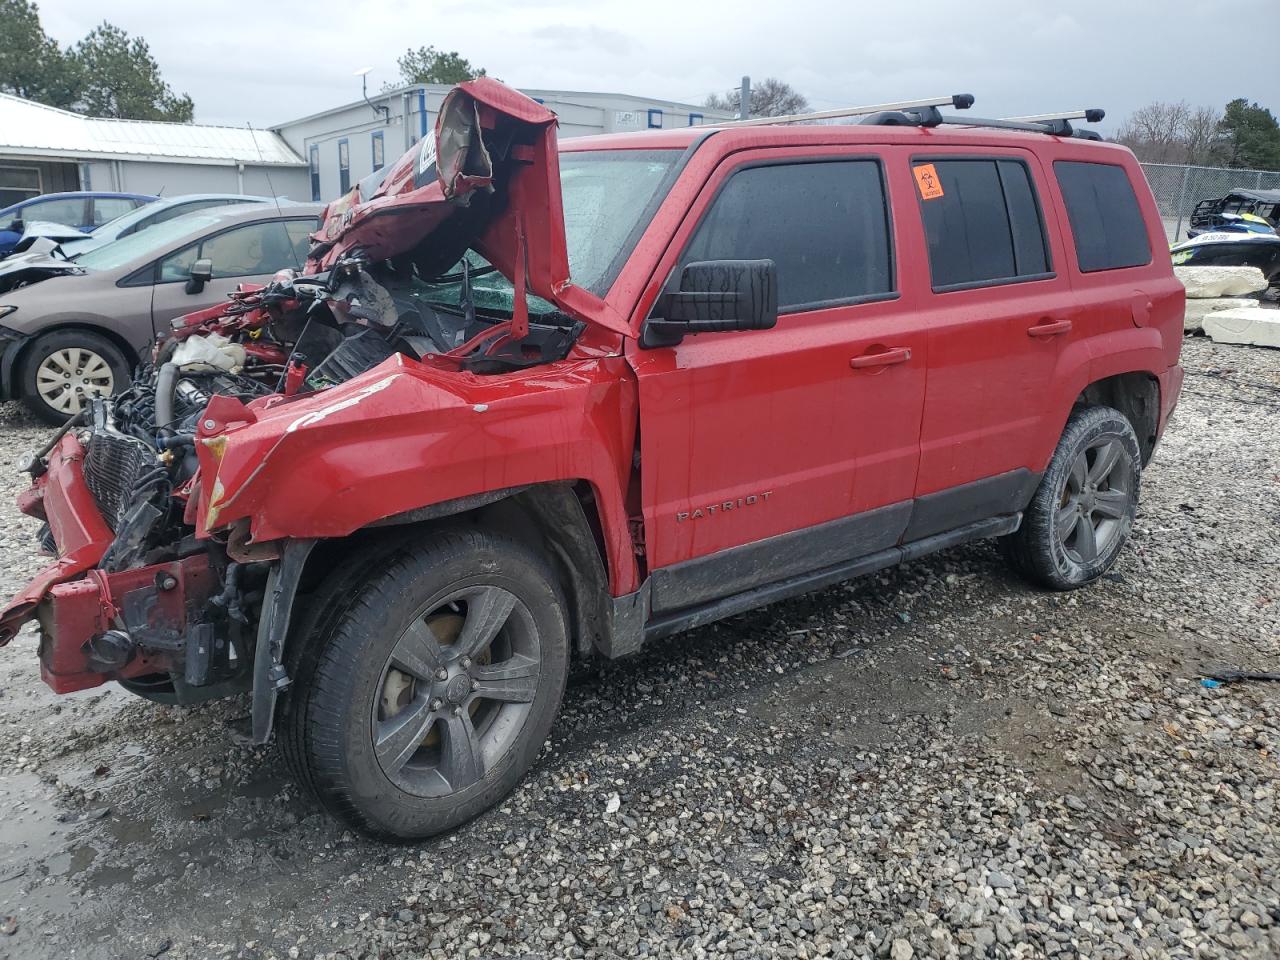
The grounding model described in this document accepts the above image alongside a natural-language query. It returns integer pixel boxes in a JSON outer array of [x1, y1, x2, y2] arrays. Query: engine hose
[[154, 361, 179, 434]]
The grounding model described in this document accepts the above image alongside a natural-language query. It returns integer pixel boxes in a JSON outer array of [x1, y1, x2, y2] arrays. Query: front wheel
[[280, 529, 569, 840], [21, 329, 129, 425], [1001, 405, 1141, 590]]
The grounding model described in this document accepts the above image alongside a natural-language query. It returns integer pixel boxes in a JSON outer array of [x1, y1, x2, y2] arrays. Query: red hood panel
[[306, 79, 625, 335]]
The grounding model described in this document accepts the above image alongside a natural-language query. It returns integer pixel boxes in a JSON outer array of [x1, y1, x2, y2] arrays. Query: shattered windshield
[[415, 250, 561, 320], [417, 149, 680, 319], [559, 149, 680, 294]]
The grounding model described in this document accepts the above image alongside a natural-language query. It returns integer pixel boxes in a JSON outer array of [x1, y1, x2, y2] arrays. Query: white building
[[273, 84, 733, 202], [0, 93, 309, 206]]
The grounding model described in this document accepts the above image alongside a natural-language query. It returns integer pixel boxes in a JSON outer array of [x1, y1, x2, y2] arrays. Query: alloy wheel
[[1055, 437, 1133, 565], [372, 584, 540, 798], [35, 347, 114, 415]]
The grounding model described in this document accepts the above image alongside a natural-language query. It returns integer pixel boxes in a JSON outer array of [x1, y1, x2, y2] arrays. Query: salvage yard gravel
[[0, 334, 1276, 959]]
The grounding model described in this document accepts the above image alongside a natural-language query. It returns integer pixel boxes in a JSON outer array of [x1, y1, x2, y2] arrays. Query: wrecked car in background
[[0, 80, 1184, 840], [0, 203, 320, 423]]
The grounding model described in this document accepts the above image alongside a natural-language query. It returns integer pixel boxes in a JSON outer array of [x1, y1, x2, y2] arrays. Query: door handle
[[849, 346, 912, 369], [1027, 318, 1072, 338]]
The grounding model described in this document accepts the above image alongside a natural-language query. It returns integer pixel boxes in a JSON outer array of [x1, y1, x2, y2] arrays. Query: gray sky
[[36, 0, 1278, 132]]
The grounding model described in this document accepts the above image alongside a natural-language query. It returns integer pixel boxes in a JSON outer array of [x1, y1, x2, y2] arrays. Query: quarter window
[[916, 159, 1050, 290], [680, 160, 894, 310], [1054, 161, 1151, 272], [91, 197, 138, 226]]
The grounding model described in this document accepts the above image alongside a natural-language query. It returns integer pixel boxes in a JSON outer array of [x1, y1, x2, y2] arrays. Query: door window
[[915, 158, 1050, 290], [283, 220, 314, 264], [91, 197, 138, 226], [26, 196, 87, 227], [157, 219, 315, 282], [1054, 161, 1151, 272], [680, 160, 894, 311]]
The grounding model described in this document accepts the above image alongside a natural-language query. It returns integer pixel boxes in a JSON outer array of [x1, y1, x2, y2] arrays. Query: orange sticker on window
[[913, 163, 944, 200]]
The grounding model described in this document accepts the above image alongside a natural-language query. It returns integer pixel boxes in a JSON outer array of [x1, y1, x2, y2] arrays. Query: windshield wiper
[[459, 258, 477, 330]]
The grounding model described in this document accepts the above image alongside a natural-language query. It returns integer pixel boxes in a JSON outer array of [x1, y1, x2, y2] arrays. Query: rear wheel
[[280, 529, 569, 840], [21, 329, 129, 425], [1001, 405, 1141, 590]]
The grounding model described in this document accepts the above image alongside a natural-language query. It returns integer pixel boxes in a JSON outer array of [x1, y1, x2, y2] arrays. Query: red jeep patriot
[[0, 81, 1183, 839]]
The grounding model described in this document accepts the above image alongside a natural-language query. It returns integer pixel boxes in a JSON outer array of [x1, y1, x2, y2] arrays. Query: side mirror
[[642, 259, 778, 348], [186, 258, 213, 294]]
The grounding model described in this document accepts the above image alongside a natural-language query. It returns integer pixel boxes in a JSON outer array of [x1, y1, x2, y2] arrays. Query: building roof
[[0, 93, 305, 167], [272, 82, 733, 131]]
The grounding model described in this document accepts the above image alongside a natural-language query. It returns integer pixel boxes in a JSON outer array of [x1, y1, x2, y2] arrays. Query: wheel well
[[1076, 372, 1160, 466], [297, 481, 613, 660], [13, 323, 141, 381]]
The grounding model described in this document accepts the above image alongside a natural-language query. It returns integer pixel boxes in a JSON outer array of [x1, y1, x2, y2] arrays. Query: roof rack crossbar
[[1005, 109, 1105, 124], [723, 94, 974, 127], [934, 115, 1103, 140]]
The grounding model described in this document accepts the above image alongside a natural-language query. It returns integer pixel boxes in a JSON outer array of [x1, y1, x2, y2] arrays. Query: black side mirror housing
[[642, 259, 778, 348], [186, 258, 213, 294]]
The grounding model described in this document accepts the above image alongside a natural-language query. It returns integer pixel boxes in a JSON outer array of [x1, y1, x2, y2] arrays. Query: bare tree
[[1116, 100, 1223, 165], [706, 77, 809, 119], [1183, 105, 1225, 166]]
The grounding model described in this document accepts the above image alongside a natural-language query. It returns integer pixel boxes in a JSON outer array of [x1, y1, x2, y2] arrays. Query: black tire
[[279, 528, 569, 841], [117, 675, 180, 705], [1001, 405, 1141, 591], [20, 329, 130, 425]]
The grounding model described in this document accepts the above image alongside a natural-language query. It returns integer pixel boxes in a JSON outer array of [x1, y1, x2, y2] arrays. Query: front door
[[148, 218, 315, 335], [627, 150, 928, 613]]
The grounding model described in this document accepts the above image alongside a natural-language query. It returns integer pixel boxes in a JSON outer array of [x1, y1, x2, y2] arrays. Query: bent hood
[[306, 78, 625, 335], [0, 246, 82, 294]]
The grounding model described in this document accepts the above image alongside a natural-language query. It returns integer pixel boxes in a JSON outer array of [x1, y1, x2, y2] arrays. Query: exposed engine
[[0, 77, 591, 712], [25, 251, 584, 701]]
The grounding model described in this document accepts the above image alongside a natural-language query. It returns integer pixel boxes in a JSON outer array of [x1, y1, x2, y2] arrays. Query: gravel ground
[[0, 335, 1276, 960]]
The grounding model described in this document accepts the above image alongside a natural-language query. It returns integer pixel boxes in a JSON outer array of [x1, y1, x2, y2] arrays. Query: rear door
[[627, 148, 929, 612], [148, 218, 314, 332], [898, 147, 1083, 538]]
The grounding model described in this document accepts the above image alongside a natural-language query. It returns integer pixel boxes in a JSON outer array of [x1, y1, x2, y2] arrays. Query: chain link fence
[[1140, 162, 1280, 243]]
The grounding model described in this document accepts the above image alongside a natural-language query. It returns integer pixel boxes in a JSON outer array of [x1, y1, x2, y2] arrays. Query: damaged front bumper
[[0, 432, 219, 694]]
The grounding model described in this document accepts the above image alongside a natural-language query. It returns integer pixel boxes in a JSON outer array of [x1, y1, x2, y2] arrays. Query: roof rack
[[723, 94, 974, 127], [714, 96, 1106, 141], [858, 103, 1106, 140]]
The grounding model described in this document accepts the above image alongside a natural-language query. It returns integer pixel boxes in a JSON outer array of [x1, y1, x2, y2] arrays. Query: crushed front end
[[0, 77, 616, 717], [1, 402, 250, 700]]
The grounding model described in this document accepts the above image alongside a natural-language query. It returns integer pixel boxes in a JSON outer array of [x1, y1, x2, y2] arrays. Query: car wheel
[[1001, 405, 1141, 590], [280, 528, 569, 841], [20, 329, 130, 425]]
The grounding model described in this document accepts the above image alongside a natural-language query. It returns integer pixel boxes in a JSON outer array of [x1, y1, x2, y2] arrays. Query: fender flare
[[251, 538, 316, 744]]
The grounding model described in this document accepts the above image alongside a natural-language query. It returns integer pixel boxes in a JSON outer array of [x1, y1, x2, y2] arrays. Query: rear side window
[[681, 160, 893, 310], [1054, 161, 1151, 272], [916, 159, 1050, 290]]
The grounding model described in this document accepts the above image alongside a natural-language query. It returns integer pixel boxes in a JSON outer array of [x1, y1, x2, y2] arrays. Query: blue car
[[0, 192, 156, 256]]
